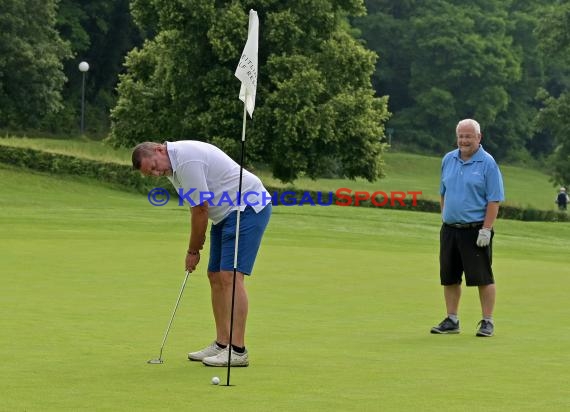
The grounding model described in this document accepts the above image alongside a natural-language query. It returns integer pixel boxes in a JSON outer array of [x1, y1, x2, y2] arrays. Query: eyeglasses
[[457, 134, 478, 139]]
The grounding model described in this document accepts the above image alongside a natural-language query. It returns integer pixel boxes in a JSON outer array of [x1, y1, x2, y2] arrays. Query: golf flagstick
[[227, 9, 258, 386], [226, 98, 247, 385]]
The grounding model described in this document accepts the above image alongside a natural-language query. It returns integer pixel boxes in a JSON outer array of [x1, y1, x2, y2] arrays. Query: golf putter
[[148, 270, 191, 364]]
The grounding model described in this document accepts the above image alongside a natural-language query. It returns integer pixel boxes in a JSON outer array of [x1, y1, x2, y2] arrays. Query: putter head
[[147, 358, 164, 364]]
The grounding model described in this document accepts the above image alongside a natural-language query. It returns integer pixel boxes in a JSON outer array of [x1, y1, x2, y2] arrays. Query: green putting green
[[1, 165, 568, 411]]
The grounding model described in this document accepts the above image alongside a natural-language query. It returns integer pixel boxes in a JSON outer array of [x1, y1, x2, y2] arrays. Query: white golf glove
[[476, 228, 492, 247]]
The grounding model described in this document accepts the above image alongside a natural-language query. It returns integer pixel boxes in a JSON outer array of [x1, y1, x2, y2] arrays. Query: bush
[[0, 144, 165, 194]]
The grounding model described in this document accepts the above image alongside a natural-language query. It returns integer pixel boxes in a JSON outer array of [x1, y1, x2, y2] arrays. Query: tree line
[[353, 0, 570, 186], [0, 0, 568, 185]]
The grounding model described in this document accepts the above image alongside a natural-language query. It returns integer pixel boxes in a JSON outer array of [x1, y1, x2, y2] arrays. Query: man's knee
[[209, 270, 244, 287], [208, 271, 223, 288]]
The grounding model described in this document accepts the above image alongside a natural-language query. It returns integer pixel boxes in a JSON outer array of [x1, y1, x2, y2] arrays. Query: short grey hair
[[456, 119, 481, 135], [132, 142, 161, 170]]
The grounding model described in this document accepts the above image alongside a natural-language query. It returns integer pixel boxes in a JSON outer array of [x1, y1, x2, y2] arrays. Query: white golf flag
[[234, 10, 259, 118]]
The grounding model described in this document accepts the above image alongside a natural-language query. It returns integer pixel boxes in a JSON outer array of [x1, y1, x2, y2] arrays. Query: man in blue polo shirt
[[431, 119, 505, 337]]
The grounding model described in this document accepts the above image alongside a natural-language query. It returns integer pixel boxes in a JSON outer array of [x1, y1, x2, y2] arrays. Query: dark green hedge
[[0, 144, 165, 194], [267, 189, 568, 221], [0, 144, 567, 222]]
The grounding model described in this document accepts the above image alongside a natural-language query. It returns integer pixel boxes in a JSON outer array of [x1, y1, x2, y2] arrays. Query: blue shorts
[[207, 204, 271, 275]]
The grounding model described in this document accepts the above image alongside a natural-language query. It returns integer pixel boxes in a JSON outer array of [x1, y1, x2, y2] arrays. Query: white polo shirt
[[165, 140, 270, 224]]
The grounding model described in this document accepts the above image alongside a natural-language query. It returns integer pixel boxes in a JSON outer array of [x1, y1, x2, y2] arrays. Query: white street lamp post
[[78, 61, 89, 135]]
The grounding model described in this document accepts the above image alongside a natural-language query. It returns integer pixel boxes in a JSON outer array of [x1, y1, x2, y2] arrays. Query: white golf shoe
[[202, 346, 249, 367], [188, 341, 226, 361]]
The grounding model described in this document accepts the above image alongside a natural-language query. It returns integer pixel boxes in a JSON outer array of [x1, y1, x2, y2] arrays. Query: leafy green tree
[[0, 0, 70, 129], [400, 1, 521, 153], [111, 0, 389, 182], [52, 0, 142, 135], [351, 1, 417, 125], [485, 0, 546, 162], [535, 2, 570, 186], [356, 1, 546, 160], [537, 91, 570, 186]]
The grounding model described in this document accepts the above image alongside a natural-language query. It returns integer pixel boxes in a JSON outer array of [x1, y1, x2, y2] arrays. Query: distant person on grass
[[431, 119, 505, 337], [132, 141, 272, 367], [555, 187, 569, 211]]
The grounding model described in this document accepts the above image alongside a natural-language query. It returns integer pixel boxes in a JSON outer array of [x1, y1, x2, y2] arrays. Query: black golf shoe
[[430, 317, 460, 334], [476, 319, 494, 337]]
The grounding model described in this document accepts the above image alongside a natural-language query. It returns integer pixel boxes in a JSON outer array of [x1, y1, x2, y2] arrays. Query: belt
[[444, 222, 484, 229]]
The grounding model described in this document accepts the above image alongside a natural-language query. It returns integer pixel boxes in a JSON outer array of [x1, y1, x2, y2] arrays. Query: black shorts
[[439, 223, 494, 286]]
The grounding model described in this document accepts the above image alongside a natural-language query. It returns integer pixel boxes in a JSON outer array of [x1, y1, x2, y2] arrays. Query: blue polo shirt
[[440, 145, 504, 224]]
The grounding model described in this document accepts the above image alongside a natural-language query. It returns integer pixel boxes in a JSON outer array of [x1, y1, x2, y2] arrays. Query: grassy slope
[[0, 136, 132, 164], [260, 152, 558, 210], [1, 165, 569, 411], [0, 137, 559, 210]]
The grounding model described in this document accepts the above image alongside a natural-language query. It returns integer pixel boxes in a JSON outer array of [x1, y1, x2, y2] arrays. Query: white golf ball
[[211, 376, 220, 385]]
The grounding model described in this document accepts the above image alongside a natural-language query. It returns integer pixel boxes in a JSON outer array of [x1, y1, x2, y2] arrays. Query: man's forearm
[[483, 202, 500, 229], [189, 203, 208, 252]]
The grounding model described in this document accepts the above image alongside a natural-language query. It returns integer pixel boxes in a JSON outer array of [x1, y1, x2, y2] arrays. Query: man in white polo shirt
[[132, 140, 272, 367]]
